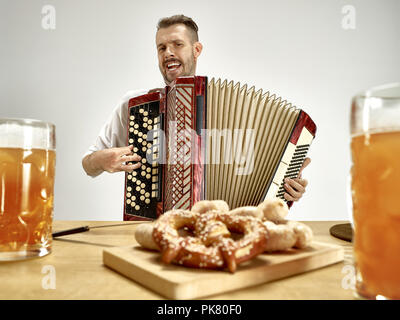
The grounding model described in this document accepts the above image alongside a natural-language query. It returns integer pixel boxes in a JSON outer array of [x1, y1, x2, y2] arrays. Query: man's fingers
[[293, 177, 308, 188], [284, 192, 296, 202], [286, 178, 306, 193], [121, 162, 141, 172], [284, 182, 302, 200], [284, 177, 308, 201], [119, 154, 141, 164], [298, 157, 311, 177], [118, 145, 134, 156], [283, 157, 310, 201]]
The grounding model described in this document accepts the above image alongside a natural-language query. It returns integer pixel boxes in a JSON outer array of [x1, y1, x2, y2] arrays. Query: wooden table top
[[0, 220, 355, 300]]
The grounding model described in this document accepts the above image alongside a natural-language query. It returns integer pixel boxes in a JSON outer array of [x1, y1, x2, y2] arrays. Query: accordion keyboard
[[125, 101, 163, 219], [265, 126, 314, 204], [275, 144, 310, 201]]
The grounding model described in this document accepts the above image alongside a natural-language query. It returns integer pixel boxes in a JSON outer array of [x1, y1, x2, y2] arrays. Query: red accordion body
[[124, 77, 207, 221]]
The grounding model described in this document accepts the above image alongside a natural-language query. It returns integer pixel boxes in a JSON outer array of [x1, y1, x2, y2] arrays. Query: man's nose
[[164, 45, 175, 57]]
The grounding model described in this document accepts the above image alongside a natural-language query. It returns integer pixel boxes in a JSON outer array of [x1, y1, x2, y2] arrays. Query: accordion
[[123, 76, 316, 221]]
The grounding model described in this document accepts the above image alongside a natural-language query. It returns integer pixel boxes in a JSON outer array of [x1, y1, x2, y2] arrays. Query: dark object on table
[[52, 222, 147, 238], [329, 223, 353, 242]]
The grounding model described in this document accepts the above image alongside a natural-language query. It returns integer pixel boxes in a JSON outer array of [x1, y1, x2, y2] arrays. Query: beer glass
[[350, 83, 400, 299], [0, 118, 56, 261]]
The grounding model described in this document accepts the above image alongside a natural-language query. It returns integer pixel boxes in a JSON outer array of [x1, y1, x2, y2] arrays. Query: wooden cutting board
[[103, 241, 344, 299]]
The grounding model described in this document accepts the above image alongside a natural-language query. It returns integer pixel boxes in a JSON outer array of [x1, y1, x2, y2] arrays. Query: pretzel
[[194, 211, 231, 246], [228, 206, 263, 220], [262, 220, 313, 252], [262, 221, 297, 252], [229, 198, 313, 252], [134, 223, 158, 251], [257, 197, 289, 223], [191, 200, 229, 214], [152, 210, 198, 264], [286, 220, 313, 249], [196, 211, 268, 272], [137, 197, 313, 270], [152, 209, 268, 273]]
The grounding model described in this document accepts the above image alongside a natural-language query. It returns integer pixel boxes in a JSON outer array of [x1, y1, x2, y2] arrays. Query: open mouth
[[165, 61, 182, 72]]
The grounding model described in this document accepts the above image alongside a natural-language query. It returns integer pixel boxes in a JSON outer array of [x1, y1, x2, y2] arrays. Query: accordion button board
[[266, 126, 314, 202], [125, 100, 163, 220]]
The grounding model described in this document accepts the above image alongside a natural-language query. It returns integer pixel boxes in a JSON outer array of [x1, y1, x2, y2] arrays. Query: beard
[[160, 56, 196, 85]]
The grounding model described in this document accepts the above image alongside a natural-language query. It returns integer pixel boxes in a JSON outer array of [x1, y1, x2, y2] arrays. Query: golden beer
[[0, 118, 56, 260], [351, 131, 400, 299], [0, 147, 55, 257], [350, 83, 400, 299]]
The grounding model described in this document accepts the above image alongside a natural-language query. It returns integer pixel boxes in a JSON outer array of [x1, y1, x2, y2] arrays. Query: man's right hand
[[82, 145, 141, 177]]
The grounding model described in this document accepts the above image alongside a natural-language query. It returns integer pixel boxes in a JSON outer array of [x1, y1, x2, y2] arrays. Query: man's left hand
[[283, 157, 311, 202]]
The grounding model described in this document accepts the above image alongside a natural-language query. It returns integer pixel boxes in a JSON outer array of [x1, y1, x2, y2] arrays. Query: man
[[82, 14, 310, 202]]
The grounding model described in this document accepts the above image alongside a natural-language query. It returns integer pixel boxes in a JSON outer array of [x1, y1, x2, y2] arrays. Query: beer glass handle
[[52, 226, 90, 238]]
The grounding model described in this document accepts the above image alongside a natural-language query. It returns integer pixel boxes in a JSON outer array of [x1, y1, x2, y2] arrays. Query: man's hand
[[283, 157, 311, 202], [82, 145, 141, 177]]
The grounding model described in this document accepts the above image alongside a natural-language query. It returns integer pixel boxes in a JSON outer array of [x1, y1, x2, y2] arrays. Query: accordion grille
[[164, 83, 196, 211]]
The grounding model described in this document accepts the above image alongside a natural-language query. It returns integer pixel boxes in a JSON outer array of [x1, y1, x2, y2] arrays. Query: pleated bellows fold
[[205, 78, 299, 209]]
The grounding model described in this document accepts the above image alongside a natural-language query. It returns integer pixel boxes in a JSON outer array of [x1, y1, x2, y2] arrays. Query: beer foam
[[351, 127, 400, 139], [0, 118, 56, 150]]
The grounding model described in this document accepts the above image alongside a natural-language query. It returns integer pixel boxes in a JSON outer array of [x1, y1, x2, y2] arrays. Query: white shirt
[[83, 88, 150, 159]]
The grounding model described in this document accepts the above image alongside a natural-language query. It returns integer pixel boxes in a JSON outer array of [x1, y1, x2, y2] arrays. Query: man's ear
[[193, 42, 203, 59]]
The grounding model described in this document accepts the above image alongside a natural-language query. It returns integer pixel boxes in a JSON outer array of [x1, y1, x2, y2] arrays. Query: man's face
[[156, 24, 202, 85]]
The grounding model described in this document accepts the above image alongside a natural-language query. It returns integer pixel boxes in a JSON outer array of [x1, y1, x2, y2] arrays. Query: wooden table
[[0, 220, 355, 300]]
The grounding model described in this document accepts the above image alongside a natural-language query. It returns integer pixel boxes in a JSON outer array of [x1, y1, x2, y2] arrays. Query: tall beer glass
[[0, 118, 56, 261], [350, 83, 400, 299]]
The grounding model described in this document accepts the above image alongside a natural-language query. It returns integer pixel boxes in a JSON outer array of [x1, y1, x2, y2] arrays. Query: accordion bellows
[[124, 76, 316, 221]]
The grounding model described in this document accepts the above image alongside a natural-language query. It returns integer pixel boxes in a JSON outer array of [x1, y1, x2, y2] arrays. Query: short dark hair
[[157, 14, 199, 42]]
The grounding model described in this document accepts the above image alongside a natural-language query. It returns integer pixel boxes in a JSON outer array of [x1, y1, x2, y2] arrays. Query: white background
[[1, 0, 399, 221]]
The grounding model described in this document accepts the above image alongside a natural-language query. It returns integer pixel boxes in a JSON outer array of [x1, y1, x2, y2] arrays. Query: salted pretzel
[[257, 197, 288, 223], [191, 200, 230, 214], [134, 207, 229, 252], [135, 223, 158, 250], [151, 209, 268, 273], [255, 198, 313, 251], [195, 211, 268, 272], [261, 220, 313, 252], [137, 198, 313, 271], [229, 206, 263, 220], [135, 200, 232, 252]]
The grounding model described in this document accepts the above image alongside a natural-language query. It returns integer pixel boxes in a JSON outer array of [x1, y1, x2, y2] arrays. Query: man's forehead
[[156, 24, 192, 45]]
